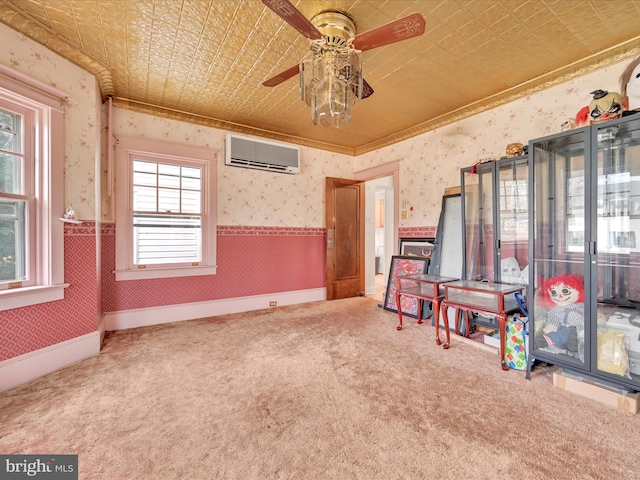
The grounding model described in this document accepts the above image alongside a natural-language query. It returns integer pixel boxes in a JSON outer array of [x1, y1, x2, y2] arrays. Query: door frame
[[354, 160, 401, 290]]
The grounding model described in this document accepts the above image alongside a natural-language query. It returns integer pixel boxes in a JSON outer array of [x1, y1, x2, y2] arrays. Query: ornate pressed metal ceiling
[[2, 0, 640, 155]]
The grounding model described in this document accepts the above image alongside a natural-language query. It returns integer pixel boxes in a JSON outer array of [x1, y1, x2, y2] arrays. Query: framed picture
[[398, 237, 435, 258], [383, 255, 430, 318]]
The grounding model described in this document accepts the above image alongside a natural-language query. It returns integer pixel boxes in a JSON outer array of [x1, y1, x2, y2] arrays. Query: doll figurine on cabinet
[[534, 274, 584, 354]]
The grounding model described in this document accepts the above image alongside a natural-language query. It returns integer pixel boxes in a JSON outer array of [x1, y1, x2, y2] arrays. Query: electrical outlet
[[401, 210, 408, 219], [269, 301, 277, 307]]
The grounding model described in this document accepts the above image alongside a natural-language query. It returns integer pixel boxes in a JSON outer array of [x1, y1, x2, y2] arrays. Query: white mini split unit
[[225, 133, 300, 174]]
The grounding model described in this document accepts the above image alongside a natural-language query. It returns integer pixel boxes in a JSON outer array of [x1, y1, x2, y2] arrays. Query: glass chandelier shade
[[299, 41, 363, 128]]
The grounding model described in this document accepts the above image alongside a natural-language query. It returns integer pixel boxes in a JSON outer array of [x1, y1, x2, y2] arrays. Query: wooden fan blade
[[361, 79, 374, 99], [262, 0, 323, 40], [352, 13, 426, 51], [350, 79, 374, 100], [263, 64, 300, 87]]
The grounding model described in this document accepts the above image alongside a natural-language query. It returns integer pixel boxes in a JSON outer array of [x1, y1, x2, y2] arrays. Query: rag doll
[[534, 274, 584, 353]]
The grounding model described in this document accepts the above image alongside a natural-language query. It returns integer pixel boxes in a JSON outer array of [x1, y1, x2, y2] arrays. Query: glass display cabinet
[[460, 156, 528, 331], [461, 156, 529, 284], [529, 115, 640, 390]]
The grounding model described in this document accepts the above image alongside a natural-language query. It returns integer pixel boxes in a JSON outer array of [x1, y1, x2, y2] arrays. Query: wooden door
[[326, 177, 365, 300]]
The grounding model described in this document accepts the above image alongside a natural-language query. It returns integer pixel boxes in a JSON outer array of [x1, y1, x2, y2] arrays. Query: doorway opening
[[353, 160, 400, 303], [366, 178, 393, 302]]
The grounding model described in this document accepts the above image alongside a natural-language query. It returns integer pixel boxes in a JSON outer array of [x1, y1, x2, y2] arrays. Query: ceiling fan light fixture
[[311, 73, 353, 128], [304, 50, 361, 128], [300, 13, 363, 128]]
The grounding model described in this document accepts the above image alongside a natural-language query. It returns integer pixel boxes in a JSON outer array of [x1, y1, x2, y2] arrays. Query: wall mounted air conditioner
[[225, 133, 300, 174]]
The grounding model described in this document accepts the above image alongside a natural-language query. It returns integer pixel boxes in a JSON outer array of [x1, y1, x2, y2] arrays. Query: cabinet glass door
[[496, 157, 528, 284], [530, 130, 588, 368], [594, 118, 640, 382], [462, 163, 495, 281]]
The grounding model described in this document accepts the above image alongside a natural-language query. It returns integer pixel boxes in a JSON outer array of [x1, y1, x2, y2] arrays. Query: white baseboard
[[103, 288, 327, 331], [365, 285, 377, 295], [0, 329, 101, 392]]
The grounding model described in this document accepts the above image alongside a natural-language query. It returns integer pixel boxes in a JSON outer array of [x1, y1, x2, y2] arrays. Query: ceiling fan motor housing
[[311, 11, 357, 49]]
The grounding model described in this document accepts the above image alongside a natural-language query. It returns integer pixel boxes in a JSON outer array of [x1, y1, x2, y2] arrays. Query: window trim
[[114, 136, 217, 281], [1, 101, 36, 288], [0, 65, 67, 311]]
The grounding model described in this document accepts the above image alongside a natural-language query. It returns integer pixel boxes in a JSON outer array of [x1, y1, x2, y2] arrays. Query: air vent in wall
[[225, 133, 300, 174]]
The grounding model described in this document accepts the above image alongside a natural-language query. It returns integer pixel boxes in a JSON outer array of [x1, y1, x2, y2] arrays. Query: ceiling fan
[[261, 0, 426, 127]]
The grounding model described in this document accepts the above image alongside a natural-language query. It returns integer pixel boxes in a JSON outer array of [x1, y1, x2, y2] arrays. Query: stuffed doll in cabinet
[[534, 274, 584, 353]]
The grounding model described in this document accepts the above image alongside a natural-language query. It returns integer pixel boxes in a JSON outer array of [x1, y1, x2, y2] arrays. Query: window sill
[[0, 284, 70, 311], [114, 265, 218, 281]]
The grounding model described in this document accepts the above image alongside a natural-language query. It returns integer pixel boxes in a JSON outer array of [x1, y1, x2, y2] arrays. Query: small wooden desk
[[395, 274, 460, 347], [441, 280, 525, 370]]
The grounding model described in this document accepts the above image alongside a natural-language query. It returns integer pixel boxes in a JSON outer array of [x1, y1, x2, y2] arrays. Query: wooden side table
[[441, 280, 525, 370], [395, 274, 459, 347]]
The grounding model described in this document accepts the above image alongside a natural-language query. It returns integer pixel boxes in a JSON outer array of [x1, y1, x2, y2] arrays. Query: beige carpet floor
[[1, 297, 640, 479]]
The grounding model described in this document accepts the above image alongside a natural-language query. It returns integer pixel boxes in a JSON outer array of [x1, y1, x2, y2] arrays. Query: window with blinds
[[132, 160, 203, 265], [115, 136, 216, 281]]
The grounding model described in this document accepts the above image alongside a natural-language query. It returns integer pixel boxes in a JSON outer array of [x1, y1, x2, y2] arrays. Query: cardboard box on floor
[[553, 368, 640, 414]]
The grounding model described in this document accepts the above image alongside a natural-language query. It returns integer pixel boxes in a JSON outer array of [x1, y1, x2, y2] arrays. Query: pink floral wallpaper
[[0, 24, 101, 222]]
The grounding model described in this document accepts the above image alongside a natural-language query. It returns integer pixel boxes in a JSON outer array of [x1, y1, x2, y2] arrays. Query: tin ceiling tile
[[3, 0, 640, 154]]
